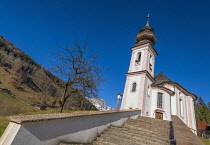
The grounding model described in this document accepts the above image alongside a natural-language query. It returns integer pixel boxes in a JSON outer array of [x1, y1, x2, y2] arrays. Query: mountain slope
[[0, 35, 97, 114]]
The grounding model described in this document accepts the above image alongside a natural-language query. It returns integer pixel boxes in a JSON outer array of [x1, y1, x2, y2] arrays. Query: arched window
[[131, 83, 137, 92], [135, 53, 141, 66], [138, 53, 141, 61], [157, 92, 163, 108]]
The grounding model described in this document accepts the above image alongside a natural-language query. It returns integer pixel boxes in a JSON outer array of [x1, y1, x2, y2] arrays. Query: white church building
[[120, 15, 197, 133]]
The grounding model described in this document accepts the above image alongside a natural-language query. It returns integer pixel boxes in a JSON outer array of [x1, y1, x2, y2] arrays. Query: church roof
[[154, 73, 173, 85], [135, 14, 157, 45], [153, 73, 197, 100]]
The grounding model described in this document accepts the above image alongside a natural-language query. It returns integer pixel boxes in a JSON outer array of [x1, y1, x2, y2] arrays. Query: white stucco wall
[[0, 110, 141, 145], [163, 84, 197, 132], [144, 78, 153, 117], [150, 88, 172, 121], [121, 74, 145, 110]]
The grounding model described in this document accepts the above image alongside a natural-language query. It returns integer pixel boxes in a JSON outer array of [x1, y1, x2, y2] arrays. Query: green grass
[[0, 117, 10, 138], [0, 91, 41, 116], [199, 137, 210, 145], [0, 91, 94, 137], [0, 110, 88, 137]]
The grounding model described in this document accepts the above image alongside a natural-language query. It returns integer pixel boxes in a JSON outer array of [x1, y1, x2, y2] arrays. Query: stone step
[[93, 116, 173, 145], [100, 132, 168, 145], [130, 118, 170, 126], [109, 126, 170, 142], [126, 120, 170, 130], [125, 124, 170, 134], [124, 122, 170, 133], [97, 133, 145, 145], [136, 117, 170, 125], [93, 138, 117, 145], [124, 124, 170, 138], [126, 119, 170, 128], [105, 127, 170, 145]]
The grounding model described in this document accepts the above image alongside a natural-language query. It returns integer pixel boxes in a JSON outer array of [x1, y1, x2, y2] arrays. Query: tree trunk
[[80, 98, 84, 110], [58, 103, 64, 113], [58, 83, 68, 113]]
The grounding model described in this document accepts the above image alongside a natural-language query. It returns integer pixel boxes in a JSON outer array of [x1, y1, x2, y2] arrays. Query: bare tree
[[50, 40, 104, 113]]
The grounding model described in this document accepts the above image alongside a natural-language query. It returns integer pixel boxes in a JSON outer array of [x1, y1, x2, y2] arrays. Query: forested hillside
[[195, 97, 210, 123], [0, 36, 97, 114]]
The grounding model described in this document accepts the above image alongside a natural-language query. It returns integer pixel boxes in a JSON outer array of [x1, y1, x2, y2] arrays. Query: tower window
[[135, 53, 141, 66], [149, 63, 152, 71], [138, 53, 141, 61], [157, 92, 163, 108], [131, 83, 137, 92], [149, 55, 153, 71]]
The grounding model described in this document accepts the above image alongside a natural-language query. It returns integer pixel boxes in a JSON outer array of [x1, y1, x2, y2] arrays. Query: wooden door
[[155, 112, 163, 120]]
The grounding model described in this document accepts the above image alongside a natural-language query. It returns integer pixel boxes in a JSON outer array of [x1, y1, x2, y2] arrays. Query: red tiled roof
[[197, 122, 210, 130]]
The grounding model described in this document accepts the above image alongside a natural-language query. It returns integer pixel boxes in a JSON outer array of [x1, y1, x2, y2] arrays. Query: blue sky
[[0, 0, 209, 108]]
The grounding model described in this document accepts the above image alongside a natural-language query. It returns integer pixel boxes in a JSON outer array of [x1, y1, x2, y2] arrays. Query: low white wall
[[0, 110, 140, 145]]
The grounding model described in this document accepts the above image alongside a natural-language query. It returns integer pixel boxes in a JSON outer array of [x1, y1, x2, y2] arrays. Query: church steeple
[[135, 14, 157, 46], [121, 15, 158, 114], [145, 14, 150, 27]]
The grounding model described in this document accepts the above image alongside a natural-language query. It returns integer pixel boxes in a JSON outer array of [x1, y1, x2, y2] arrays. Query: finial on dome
[[145, 14, 150, 27]]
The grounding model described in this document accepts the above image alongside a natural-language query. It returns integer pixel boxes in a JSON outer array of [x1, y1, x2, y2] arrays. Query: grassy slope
[[0, 92, 40, 116], [0, 91, 86, 137], [0, 91, 40, 137], [0, 93, 77, 136], [0, 67, 55, 104], [199, 137, 210, 145], [0, 117, 10, 138]]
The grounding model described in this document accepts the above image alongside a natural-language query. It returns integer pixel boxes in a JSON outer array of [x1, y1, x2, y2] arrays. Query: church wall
[[150, 88, 171, 121], [171, 86, 197, 133], [121, 74, 146, 110], [190, 97, 197, 133], [186, 96, 192, 128], [162, 84, 177, 116], [144, 78, 153, 117], [171, 93, 177, 115]]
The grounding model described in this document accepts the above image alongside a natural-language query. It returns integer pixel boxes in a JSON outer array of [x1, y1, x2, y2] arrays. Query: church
[[120, 15, 197, 133]]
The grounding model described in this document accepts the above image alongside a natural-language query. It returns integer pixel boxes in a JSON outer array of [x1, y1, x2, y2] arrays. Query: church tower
[[121, 15, 158, 116]]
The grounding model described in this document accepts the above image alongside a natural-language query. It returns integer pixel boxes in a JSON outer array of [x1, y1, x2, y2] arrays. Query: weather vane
[[145, 14, 150, 26]]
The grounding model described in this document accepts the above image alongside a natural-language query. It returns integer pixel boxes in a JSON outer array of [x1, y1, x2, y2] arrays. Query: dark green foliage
[[0, 40, 41, 69], [195, 97, 210, 123], [44, 69, 60, 84], [208, 102, 210, 111], [0, 54, 4, 62]]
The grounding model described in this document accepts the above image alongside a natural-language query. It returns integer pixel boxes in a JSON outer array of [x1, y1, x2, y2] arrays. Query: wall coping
[[7, 109, 140, 124]]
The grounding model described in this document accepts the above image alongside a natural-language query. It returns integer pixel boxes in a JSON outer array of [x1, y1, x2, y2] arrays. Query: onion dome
[[135, 14, 157, 46]]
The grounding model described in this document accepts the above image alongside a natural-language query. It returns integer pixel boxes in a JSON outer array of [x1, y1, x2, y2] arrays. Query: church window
[[131, 83, 137, 92], [135, 53, 141, 66], [149, 55, 153, 71], [179, 92, 184, 117], [157, 92, 163, 108], [149, 63, 152, 71]]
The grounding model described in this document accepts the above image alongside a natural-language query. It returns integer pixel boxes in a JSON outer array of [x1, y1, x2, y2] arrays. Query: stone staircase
[[93, 116, 174, 145]]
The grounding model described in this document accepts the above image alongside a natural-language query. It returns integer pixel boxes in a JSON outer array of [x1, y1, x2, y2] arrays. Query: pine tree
[[208, 102, 210, 111], [197, 97, 210, 123]]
